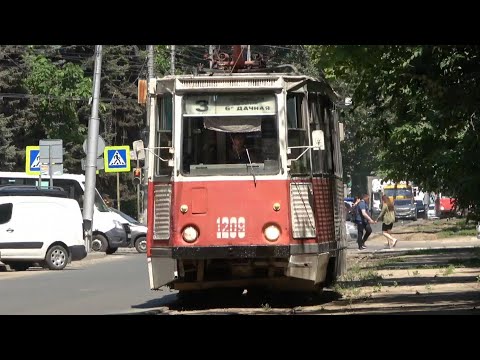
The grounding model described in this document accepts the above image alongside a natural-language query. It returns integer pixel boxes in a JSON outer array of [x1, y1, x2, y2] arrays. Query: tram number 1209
[[216, 217, 246, 239]]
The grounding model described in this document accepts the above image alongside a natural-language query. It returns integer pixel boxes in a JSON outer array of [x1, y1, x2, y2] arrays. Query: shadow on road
[[131, 288, 342, 314]]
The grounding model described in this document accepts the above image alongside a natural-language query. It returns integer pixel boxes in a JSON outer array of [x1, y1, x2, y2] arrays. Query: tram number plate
[[216, 217, 246, 239]]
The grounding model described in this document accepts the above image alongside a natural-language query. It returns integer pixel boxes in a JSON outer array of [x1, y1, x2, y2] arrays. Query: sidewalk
[[348, 234, 480, 253]]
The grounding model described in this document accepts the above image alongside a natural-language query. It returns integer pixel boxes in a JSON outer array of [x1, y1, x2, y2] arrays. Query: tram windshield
[[181, 93, 280, 176]]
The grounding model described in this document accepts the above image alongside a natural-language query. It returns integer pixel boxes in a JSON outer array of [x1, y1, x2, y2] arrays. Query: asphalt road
[[2, 222, 478, 315], [0, 252, 174, 315]]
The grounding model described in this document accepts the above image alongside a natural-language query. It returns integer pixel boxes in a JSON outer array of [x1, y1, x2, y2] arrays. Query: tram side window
[[155, 94, 173, 177], [324, 107, 333, 172], [287, 94, 310, 175], [331, 111, 343, 177], [310, 94, 333, 175]]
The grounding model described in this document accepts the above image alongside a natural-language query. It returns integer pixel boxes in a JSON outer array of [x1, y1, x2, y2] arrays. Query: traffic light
[[133, 167, 142, 186]]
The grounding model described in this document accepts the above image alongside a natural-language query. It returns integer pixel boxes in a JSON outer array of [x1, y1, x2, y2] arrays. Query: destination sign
[[184, 94, 276, 116]]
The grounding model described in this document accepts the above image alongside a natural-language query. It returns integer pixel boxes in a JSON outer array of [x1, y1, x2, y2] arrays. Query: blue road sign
[[104, 146, 131, 173], [26, 146, 41, 175]]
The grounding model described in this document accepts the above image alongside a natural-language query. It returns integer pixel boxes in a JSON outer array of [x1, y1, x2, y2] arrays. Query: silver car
[[394, 199, 417, 221], [109, 208, 147, 253]]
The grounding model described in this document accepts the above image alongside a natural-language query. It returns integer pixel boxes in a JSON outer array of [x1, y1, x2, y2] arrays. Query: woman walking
[[376, 195, 398, 248]]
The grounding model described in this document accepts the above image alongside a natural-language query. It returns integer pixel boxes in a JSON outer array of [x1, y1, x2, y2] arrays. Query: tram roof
[[155, 73, 340, 102]]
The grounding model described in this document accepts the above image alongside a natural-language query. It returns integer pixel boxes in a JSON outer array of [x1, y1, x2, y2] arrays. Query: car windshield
[[415, 200, 424, 206], [109, 207, 140, 224], [385, 188, 413, 198], [395, 200, 412, 206]]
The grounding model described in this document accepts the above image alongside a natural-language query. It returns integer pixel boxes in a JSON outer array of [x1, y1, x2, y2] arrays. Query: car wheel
[[91, 234, 108, 252], [135, 236, 147, 253], [45, 245, 68, 270], [105, 246, 118, 255]]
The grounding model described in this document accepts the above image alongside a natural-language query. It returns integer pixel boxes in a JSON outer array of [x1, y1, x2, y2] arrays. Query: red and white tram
[[145, 47, 347, 296]]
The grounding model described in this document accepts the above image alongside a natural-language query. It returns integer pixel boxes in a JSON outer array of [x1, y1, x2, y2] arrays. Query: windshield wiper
[[245, 147, 256, 187]]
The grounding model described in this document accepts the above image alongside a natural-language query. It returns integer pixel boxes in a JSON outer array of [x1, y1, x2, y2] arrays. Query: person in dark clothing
[[227, 133, 249, 163], [355, 193, 376, 250]]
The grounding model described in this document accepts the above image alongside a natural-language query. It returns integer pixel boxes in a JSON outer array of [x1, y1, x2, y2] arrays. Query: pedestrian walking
[[376, 195, 398, 248], [355, 193, 376, 250]]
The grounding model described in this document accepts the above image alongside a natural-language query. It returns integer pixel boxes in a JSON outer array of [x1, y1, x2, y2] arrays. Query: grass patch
[[373, 282, 383, 293], [375, 257, 406, 268], [442, 265, 455, 276], [404, 248, 451, 256], [335, 264, 383, 299], [448, 258, 480, 268], [401, 263, 460, 271], [261, 303, 271, 311], [432, 220, 477, 238], [438, 228, 476, 238]]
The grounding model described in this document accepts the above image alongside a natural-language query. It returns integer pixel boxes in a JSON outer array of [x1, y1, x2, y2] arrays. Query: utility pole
[[142, 45, 155, 225], [170, 45, 175, 75], [83, 45, 103, 253]]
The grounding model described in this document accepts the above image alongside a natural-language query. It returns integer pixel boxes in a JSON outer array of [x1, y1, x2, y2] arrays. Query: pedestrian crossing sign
[[26, 146, 41, 175], [104, 146, 131, 173]]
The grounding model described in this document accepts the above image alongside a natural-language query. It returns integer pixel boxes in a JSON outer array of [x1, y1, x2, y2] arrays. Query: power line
[[0, 92, 138, 103]]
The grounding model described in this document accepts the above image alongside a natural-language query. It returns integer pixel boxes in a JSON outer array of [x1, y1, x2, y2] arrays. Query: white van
[[0, 172, 131, 254], [0, 194, 86, 270]]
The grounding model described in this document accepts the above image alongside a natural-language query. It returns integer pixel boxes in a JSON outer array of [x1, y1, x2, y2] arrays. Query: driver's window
[[155, 94, 173, 178]]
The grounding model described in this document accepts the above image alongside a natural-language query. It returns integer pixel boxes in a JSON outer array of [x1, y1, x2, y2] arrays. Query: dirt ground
[[371, 217, 476, 242], [154, 246, 480, 315]]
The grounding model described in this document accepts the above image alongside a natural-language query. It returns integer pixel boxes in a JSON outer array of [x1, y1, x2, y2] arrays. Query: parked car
[[427, 203, 439, 219], [0, 187, 86, 271], [394, 199, 417, 221], [0, 172, 132, 256], [109, 208, 147, 253], [415, 200, 426, 219]]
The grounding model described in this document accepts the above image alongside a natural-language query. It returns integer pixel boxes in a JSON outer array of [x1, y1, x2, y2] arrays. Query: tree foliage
[[0, 45, 147, 216], [307, 45, 480, 215], [24, 54, 92, 143]]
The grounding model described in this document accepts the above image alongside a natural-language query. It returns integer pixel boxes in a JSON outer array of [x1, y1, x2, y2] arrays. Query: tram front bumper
[[150, 243, 339, 259], [149, 244, 334, 287]]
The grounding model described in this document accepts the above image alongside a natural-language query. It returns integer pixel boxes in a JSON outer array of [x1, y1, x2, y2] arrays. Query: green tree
[[0, 45, 37, 171], [23, 54, 92, 171], [24, 54, 92, 143], [307, 45, 480, 217]]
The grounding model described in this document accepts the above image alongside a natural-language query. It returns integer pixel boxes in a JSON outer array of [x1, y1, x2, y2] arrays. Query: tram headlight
[[182, 226, 198, 243], [264, 225, 281, 241]]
